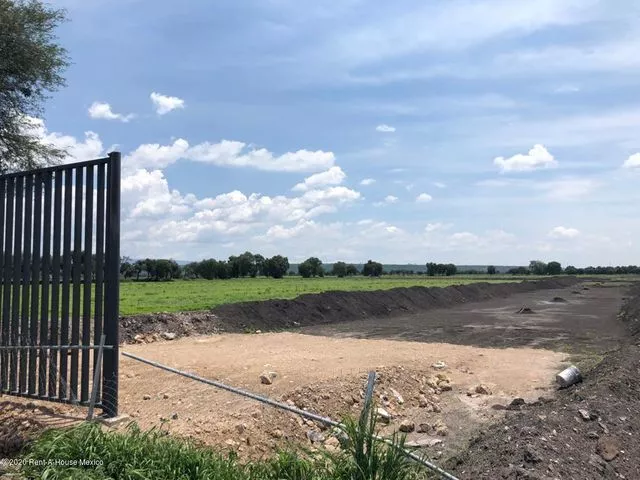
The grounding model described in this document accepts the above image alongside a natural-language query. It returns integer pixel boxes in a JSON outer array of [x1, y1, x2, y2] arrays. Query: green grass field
[[119, 275, 522, 315]]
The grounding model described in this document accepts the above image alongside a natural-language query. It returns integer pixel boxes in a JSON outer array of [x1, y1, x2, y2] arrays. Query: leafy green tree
[[264, 255, 289, 279], [331, 261, 347, 278], [298, 257, 323, 278], [487, 265, 497, 275], [362, 260, 383, 277], [254, 254, 265, 277], [546, 261, 562, 275], [345, 264, 358, 276], [1, 0, 70, 173], [529, 260, 548, 275], [564, 265, 579, 275]]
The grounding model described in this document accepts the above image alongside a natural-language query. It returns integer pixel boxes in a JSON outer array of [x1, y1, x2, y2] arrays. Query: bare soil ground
[[301, 281, 628, 352], [447, 283, 640, 480], [119, 334, 566, 459]]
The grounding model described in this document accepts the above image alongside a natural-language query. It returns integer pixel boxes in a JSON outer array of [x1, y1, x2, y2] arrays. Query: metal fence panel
[[0, 153, 120, 416]]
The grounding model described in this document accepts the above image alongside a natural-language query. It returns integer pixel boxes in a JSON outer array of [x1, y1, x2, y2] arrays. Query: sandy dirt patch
[[118, 332, 566, 458]]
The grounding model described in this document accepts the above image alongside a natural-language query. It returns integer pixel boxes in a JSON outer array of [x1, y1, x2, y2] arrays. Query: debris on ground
[[551, 296, 568, 303], [556, 365, 582, 388], [432, 361, 447, 370], [468, 384, 492, 396], [260, 372, 277, 385], [515, 306, 535, 314]]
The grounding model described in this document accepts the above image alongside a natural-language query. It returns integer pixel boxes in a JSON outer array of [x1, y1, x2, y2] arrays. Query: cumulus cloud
[[548, 226, 580, 238], [433, 182, 446, 188], [24, 117, 103, 164], [374, 195, 398, 206], [375, 124, 396, 133], [494, 144, 557, 172], [88, 102, 134, 122], [623, 153, 640, 169], [292, 166, 346, 191], [150, 92, 185, 115], [416, 193, 432, 203], [125, 138, 335, 173], [360, 178, 376, 186]]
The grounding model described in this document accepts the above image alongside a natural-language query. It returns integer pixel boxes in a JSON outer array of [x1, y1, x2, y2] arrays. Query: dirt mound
[[120, 277, 580, 343], [448, 283, 640, 479], [551, 296, 567, 303]]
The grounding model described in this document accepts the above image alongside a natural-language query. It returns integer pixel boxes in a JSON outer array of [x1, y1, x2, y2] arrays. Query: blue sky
[[39, 0, 640, 265]]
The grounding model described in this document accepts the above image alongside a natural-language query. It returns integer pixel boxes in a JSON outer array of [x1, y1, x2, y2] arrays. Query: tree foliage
[[331, 261, 347, 278], [425, 262, 457, 276], [0, 0, 70, 172], [362, 260, 383, 277], [263, 255, 289, 279], [120, 258, 181, 281], [298, 257, 324, 278], [486, 265, 497, 275]]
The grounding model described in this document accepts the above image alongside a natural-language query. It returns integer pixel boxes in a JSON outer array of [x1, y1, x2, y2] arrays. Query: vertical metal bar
[[87, 334, 105, 421], [48, 171, 63, 397], [19, 175, 33, 393], [102, 152, 121, 417], [9, 176, 23, 392], [70, 167, 83, 399], [0, 178, 12, 392], [38, 172, 52, 397], [28, 173, 42, 395], [81, 165, 94, 402], [93, 163, 105, 403], [58, 169, 73, 400], [0, 179, 5, 393]]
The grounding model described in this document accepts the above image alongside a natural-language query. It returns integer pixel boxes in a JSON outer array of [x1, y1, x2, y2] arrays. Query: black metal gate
[[0, 153, 120, 417]]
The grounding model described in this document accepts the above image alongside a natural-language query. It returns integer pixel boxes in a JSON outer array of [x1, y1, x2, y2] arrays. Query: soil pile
[[448, 283, 640, 479], [120, 277, 580, 343]]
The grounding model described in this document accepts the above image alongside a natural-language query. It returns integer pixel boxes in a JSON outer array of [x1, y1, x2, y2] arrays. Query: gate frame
[[0, 152, 121, 417]]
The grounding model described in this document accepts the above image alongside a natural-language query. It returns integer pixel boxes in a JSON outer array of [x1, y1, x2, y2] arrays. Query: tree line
[[120, 254, 640, 282]]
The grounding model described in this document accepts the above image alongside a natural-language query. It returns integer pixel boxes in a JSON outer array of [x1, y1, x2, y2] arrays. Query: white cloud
[[24, 117, 103, 164], [548, 226, 580, 239], [125, 139, 190, 172], [376, 124, 396, 133], [425, 222, 451, 232], [292, 166, 346, 191], [360, 178, 376, 186], [494, 144, 557, 172], [623, 153, 640, 169], [124, 138, 335, 173], [416, 193, 432, 203], [373, 195, 399, 207], [150, 92, 185, 115], [88, 102, 134, 122], [433, 182, 446, 188]]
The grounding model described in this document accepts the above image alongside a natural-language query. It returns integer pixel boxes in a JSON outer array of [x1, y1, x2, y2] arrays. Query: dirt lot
[[2, 277, 637, 479], [448, 283, 640, 480], [302, 281, 628, 352], [119, 333, 566, 458]]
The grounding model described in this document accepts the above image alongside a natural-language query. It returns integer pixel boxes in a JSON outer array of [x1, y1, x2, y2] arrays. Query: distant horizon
[[134, 258, 631, 271]]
